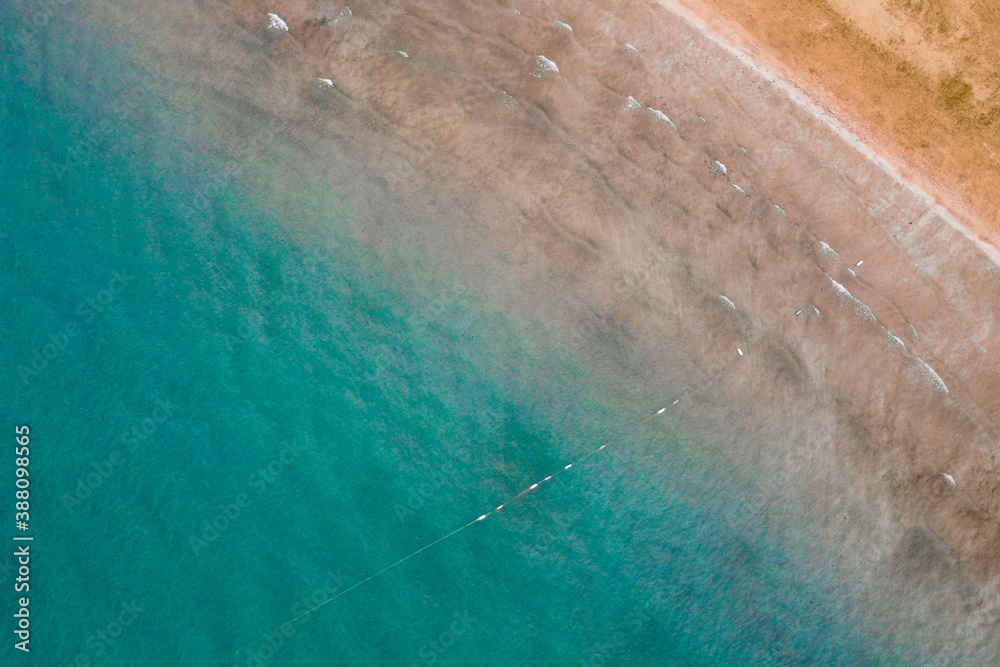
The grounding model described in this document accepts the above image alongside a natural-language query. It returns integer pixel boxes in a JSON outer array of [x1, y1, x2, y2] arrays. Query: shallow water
[[1, 1, 984, 665]]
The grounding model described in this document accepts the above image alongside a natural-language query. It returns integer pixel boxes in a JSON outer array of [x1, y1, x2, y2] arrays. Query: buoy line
[[213, 360, 735, 665]]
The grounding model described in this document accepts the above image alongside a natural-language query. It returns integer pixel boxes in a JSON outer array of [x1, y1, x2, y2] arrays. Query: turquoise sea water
[[1, 4, 919, 665]]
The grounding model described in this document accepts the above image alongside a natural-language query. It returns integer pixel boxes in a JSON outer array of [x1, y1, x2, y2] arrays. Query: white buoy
[[222, 394, 691, 659]]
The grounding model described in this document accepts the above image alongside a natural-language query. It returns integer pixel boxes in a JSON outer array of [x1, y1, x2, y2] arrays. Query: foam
[[913, 357, 949, 393], [534, 55, 559, 77], [825, 275, 875, 320], [266, 12, 289, 32], [329, 7, 352, 25], [648, 108, 677, 130], [882, 327, 908, 351]]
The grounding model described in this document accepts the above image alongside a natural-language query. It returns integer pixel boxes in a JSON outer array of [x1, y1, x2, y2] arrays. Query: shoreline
[[96, 0, 1000, 659], [666, 0, 1000, 264], [661, 0, 1000, 269]]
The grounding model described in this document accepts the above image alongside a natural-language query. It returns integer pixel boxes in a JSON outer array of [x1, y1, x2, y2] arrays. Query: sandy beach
[[91, 0, 1000, 658], [671, 0, 1000, 251]]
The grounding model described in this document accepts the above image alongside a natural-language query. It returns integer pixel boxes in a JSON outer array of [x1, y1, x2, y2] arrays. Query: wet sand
[[98, 0, 1000, 658]]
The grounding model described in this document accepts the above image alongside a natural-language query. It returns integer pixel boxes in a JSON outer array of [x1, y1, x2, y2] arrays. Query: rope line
[[214, 360, 735, 665]]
